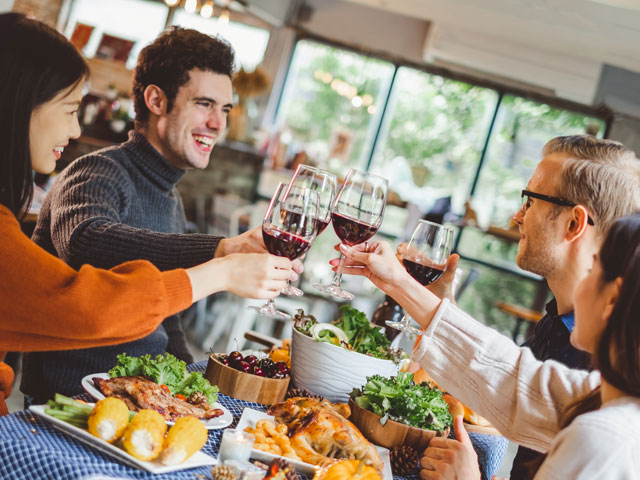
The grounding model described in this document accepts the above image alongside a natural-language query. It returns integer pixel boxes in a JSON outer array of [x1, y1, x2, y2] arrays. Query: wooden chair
[[495, 301, 544, 342]]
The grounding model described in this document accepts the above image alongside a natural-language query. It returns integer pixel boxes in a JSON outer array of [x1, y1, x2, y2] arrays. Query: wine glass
[[314, 168, 388, 300], [281, 165, 337, 296], [249, 183, 318, 320], [386, 219, 454, 336]]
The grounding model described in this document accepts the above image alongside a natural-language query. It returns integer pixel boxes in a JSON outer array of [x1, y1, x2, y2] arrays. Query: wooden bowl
[[348, 398, 449, 452], [204, 354, 289, 405]]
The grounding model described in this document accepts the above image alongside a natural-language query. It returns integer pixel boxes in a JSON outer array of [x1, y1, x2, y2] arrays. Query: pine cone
[[285, 388, 324, 401], [211, 464, 238, 480], [265, 458, 300, 480], [390, 445, 420, 476]]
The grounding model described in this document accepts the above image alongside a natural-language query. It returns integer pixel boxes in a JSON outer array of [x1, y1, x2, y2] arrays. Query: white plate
[[236, 408, 393, 479], [29, 404, 217, 474], [81, 373, 233, 430]]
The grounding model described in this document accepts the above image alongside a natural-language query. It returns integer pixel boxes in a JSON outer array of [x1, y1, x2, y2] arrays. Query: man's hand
[[215, 226, 303, 281], [398, 242, 460, 303], [419, 415, 481, 480]]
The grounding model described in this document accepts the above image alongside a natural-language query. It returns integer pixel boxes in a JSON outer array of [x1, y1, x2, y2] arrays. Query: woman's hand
[[420, 415, 481, 480], [330, 241, 411, 293], [215, 226, 303, 281], [221, 253, 292, 299]]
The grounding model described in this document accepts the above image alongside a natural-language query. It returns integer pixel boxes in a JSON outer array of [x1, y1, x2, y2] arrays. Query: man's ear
[[565, 205, 590, 242], [143, 85, 167, 116]]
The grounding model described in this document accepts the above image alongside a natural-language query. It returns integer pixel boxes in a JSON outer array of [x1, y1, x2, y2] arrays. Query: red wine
[[263, 228, 311, 260], [331, 212, 378, 246], [280, 210, 315, 236], [315, 218, 330, 235], [403, 258, 444, 285]]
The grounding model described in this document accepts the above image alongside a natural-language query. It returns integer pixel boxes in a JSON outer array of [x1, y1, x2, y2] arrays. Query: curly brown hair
[[132, 26, 235, 128]]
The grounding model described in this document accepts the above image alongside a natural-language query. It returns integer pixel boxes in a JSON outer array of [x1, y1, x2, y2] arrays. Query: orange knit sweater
[[0, 205, 193, 415]]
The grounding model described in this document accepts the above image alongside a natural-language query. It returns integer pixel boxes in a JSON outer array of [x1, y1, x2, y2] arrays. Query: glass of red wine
[[249, 182, 318, 320], [386, 219, 454, 336], [283, 165, 337, 296], [314, 168, 388, 300]]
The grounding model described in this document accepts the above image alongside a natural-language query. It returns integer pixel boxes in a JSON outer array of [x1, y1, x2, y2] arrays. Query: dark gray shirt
[[22, 131, 222, 402]]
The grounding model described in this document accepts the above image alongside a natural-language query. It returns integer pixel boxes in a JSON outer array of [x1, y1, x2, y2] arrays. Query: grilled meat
[[93, 375, 222, 422]]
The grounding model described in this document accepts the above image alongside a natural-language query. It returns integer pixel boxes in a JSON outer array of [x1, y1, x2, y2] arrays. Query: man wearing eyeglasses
[[505, 136, 640, 477]]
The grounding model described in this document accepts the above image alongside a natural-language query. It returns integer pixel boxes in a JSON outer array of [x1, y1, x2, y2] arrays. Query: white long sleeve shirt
[[412, 300, 640, 479]]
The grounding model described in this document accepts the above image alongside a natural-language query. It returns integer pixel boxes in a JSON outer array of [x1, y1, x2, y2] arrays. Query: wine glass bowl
[[282, 165, 337, 296], [314, 168, 388, 300], [386, 220, 454, 336], [249, 183, 318, 320]]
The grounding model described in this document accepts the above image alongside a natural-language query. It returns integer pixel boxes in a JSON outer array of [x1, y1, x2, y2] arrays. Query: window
[[170, 10, 270, 70], [368, 67, 499, 214], [64, 0, 168, 69], [275, 40, 395, 177]]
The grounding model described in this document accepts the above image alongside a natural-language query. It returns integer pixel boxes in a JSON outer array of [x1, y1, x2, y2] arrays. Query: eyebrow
[[192, 96, 233, 109], [63, 100, 82, 106]]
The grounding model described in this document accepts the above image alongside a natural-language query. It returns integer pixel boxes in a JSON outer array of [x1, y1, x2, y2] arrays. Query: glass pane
[[458, 95, 606, 264], [369, 67, 499, 215], [275, 40, 395, 176], [63, 0, 168, 70], [171, 11, 270, 70]]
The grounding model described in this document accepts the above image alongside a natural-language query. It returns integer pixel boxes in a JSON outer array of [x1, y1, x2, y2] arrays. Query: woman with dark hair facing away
[[336, 214, 640, 479], [0, 13, 294, 416]]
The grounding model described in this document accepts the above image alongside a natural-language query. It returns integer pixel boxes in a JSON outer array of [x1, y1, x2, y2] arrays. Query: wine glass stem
[[330, 252, 347, 287]]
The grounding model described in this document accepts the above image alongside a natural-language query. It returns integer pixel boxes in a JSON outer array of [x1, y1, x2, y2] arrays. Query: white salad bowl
[[290, 326, 400, 403]]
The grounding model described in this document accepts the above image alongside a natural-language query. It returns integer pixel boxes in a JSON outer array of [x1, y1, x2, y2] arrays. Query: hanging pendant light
[[200, 0, 214, 18], [184, 0, 199, 14], [218, 7, 230, 26], [164, 0, 180, 6]]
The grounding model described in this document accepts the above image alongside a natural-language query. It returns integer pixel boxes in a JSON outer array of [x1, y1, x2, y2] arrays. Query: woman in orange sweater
[[0, 13, 294, 415]]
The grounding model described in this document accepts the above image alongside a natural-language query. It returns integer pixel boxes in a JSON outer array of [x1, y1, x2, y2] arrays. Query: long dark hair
[[0, 13, 89, 217], [529, 213, 640, 478]]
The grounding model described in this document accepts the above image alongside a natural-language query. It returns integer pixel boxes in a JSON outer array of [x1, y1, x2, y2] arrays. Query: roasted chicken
[[92, 375, 223, 422], [268, 397, 383, 473]]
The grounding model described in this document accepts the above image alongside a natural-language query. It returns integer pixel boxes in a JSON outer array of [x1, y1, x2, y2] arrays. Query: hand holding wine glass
[[281, 165, 337, 296], [386, 219, 454, 336], [315, 168, 388, 300], [248, 183, 318, 320]]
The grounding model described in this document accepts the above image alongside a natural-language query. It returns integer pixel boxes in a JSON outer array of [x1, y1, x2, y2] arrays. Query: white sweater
[[412, 300, 640, 480]]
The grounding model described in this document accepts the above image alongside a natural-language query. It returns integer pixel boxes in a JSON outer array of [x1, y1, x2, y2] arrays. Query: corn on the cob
[[122, 409, 167, 461], [87, 397, 130, 443], [160, 416, 207, 465]]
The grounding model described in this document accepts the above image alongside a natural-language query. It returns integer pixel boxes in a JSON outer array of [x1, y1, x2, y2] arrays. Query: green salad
[[351, 372, 452, 432], [293, 306, 403, 362], [108, 353, 219, 405]]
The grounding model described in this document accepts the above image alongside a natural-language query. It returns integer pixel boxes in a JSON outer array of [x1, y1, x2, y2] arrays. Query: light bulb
[[185, 0, 198, 14], [218, 7, 230, 26], [164, 0, 180, 6], [200, 1, 214, 18]]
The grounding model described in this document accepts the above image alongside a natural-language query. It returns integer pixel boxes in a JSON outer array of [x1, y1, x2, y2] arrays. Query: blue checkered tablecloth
[[0, 361, 507, 480]]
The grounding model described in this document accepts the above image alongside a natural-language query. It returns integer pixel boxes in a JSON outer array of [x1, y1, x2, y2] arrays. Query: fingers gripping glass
[[283, 165, 337, 296], [248, 183, 318, 320], [521, 190, 595, 226], [386, 220, 454, 337], [314, 168, 388, 300]]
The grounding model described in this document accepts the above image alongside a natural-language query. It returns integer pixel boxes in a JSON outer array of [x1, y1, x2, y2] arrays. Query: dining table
[[0, 360, 508, 480]]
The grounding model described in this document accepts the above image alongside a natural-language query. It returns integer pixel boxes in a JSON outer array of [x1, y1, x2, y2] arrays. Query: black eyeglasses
[[521, 190, 595, 226]]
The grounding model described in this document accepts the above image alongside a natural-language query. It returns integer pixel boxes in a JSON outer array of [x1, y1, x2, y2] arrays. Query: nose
[[513, 205, 524, 225], [206, 107, 226, 131], [70, 115, 82, 140]]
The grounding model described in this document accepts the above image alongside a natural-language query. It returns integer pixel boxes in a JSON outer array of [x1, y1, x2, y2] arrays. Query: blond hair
[[543, 135, 640, 235]]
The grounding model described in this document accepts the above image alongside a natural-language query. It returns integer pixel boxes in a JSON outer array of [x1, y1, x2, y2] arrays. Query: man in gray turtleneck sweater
[[24, 28, 296, 403]]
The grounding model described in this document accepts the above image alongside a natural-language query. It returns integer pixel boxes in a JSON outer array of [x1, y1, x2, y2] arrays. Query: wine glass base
[[385, 320, 422, 337], [312, 282, 355, 301], [248, 304, 291, 321], [281, 283, 304, 296]]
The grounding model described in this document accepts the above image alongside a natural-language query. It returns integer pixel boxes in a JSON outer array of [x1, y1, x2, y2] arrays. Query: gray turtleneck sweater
[[23, 131, 222, 402]]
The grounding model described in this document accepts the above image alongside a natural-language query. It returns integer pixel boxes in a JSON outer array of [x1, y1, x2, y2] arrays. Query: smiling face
[[29, 82, 83, 174], [512, 153, 569, 277], [154, 69, 233, 170]]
